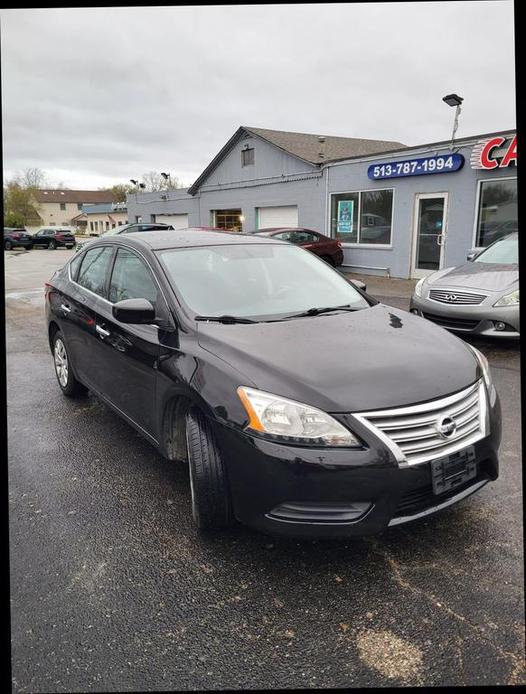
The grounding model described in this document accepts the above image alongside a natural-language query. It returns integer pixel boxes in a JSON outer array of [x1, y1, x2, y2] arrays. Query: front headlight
[[466, 344, 492, 389], [414, 277, 427, 298], [237, 387, 361, 447], [493, 289, 519, 307]]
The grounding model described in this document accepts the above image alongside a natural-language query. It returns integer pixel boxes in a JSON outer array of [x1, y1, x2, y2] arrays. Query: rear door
[[57, 246, 115, 386], [33, 229, 51, 247], [87, 246, 164, 438]]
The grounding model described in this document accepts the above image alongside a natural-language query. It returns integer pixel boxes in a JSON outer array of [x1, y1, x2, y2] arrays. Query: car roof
[[94, 229, 288, 251]]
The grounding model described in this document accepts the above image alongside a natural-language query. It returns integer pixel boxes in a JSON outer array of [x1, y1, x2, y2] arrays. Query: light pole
[[442, 93, 463, 152], [160, 172, 171, 190]]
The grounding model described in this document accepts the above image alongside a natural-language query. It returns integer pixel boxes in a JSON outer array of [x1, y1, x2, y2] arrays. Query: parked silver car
[[409, 233, 519, 338]]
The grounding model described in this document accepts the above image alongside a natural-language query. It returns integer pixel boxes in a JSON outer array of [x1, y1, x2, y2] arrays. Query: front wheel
[[4, 240, 13, 251], [52, 331, 87, 397], [49, 240, 56, 250], [185, 409, 233, 530]]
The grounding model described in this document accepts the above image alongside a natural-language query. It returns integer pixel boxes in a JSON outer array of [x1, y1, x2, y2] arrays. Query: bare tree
[[19, 167, 48, 189], [140, 170, 184, 191], [99, 183, 135, 203]]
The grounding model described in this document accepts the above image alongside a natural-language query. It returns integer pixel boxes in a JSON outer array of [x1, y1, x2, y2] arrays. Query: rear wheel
[[49, 240, 56, 250], [4, 240, 13, 251], [52, 331, 86, 397], [185, 409, 233, 530]]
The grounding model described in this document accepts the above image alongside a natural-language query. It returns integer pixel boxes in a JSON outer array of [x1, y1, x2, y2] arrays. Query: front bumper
[[410, 293, 519, 338], [212, 390, 501, 538]]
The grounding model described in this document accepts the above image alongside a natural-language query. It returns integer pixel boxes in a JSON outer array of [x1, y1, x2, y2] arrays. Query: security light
[[160, 172, 170, 179], [442, 94, 464, 151], [130, 179, 138, 186], [442, 93, 463, 107], [139, 183, 146, 189]]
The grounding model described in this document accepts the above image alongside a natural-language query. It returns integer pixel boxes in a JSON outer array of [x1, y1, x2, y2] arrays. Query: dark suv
[[32, 228, 76, 250], [4, 227, 34, 250]]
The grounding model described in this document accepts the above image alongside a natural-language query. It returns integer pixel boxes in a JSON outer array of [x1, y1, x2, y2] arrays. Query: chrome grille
[[428, 289, 487, 305], [354, 380, 488, 466]]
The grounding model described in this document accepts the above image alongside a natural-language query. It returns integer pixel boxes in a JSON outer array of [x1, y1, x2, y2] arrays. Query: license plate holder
[[431, 447, 477, 495]]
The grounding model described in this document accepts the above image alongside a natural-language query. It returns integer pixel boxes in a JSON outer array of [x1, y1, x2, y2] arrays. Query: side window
[[69, 253, 83, 281], [108, 248, 158, 308], [77, 247, 114, 297], [290, 231, 312, 244], [275, 232, 292, 242]]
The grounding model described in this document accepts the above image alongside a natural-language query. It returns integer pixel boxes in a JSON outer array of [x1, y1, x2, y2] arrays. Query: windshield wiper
[[281, 304, 361, 319], [195, 314, 259, 324]]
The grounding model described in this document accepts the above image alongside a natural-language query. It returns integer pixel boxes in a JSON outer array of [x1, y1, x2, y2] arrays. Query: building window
[[60, 202, 66, 210], [241, 148, 255, 167], [475, 178, 517, 247], [77, 203, 83, 211], [212, 209, 243, 232], [330, 189, 394, 244], [90, 221, 94, 231]]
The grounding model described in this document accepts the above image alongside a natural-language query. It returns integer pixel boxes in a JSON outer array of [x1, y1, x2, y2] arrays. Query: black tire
[[321, 254, 335, 266], [5, 240, 13, 251], [49, 240, 56, 250], [185, 408, 233, 530], [26, 245, 33, 251], [52, 330, 87, 397]]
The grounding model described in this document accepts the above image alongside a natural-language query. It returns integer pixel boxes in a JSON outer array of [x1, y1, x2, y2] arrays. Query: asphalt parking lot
[[6, 248, 525, 690]]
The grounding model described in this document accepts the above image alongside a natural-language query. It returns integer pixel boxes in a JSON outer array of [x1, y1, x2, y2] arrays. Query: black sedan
[[4, 227, 33, 250], [45, 231, 501, 538]]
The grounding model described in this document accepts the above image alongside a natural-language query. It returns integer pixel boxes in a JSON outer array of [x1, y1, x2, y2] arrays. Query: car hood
[[427, 262, 518, 293], [197, 304, 479, 413]]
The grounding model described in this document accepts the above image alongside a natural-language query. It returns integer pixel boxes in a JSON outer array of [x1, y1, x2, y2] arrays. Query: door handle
[[60, 303, 71, 314], [436, 235, 445, 246], [96, 325, 110, 338]]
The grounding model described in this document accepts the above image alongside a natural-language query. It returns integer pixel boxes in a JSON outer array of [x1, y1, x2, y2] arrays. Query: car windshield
[[157, 243, 370, 320], [474, 235, 518, 264]]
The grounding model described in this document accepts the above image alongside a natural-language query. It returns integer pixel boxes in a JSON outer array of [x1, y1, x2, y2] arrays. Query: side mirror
[[467, 247, 482, 261], [112, 298, 156, 324], [350, 278, 367, 292]]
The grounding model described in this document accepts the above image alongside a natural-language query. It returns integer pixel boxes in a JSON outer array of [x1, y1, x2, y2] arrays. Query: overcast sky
[[1, 2, 516, 190]]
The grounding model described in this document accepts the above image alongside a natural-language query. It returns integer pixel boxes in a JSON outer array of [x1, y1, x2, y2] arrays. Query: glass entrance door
[[411, 193, 448, 278]]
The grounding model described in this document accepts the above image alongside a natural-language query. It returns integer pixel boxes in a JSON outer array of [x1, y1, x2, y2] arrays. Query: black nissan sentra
[[45, 230, 501, 537]]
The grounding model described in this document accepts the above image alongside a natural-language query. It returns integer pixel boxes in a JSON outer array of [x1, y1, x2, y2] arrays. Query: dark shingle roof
[[244, 126, 407, 164], [35, 189, 115, 204], [188, 126, 406, 194]]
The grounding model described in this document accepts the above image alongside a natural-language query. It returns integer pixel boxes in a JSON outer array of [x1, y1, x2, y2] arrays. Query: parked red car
[[252, 227, 344, 266]]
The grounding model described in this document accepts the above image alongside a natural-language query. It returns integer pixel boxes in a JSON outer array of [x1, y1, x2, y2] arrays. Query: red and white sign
[[470, 135, 517, 170]]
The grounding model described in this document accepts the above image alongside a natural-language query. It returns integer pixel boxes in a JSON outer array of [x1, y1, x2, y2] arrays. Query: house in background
[[73, 202, 128, 236], [31, 189, 115, 233]]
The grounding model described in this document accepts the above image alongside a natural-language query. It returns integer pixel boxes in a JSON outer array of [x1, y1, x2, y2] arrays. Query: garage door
[[258, 205, 298, 229], [155, 214, 189, 229]]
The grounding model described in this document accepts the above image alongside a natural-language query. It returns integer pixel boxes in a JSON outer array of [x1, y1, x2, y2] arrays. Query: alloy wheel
[[54, 338, 69, 387]]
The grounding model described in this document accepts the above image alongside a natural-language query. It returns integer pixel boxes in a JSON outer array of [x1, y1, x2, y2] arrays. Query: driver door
[[87, 247, 166, 438]]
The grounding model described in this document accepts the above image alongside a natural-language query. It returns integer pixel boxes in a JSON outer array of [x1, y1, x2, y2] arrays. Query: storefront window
[[476, 178, 517, 247], [331, 189, 393, 244], [331, 193, 359, 243]]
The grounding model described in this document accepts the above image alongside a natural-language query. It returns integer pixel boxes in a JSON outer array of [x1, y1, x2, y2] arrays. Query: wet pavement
[[6, 249, 525, 690]]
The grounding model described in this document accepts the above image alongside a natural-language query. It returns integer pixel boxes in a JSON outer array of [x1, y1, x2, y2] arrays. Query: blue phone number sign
[[368, 153, 465, 180]]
